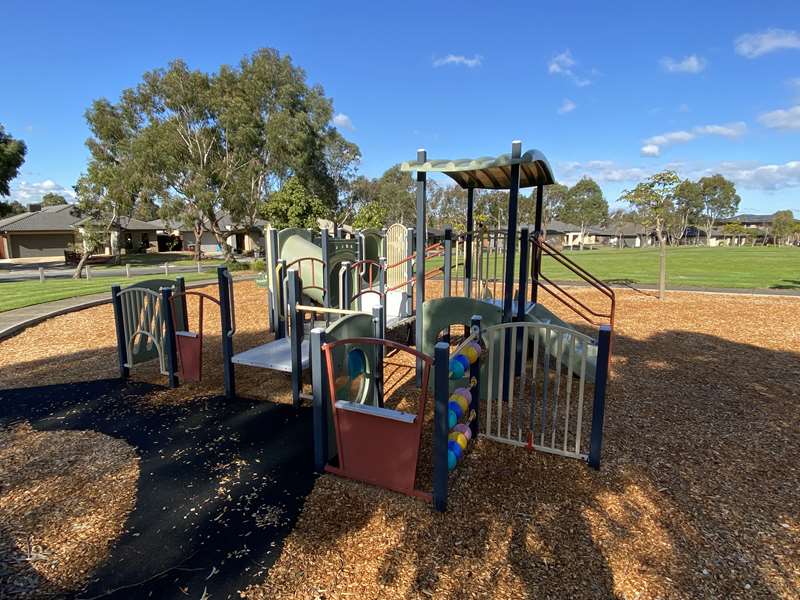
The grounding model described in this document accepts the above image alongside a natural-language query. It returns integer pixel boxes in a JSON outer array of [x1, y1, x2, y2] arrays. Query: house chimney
[[27, 203, 42, 212]]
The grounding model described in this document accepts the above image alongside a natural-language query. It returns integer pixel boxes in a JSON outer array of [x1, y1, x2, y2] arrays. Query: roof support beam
[[502, 141, 522, 325], [415, 148, 427, 385]]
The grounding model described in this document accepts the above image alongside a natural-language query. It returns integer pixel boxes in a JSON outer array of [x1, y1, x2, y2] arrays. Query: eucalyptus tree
[[559, 178, 608, 250], [698, 174, 740, 245], [669, 179, 703, 244], [621, 170, 680, 299], [0, 125, 27, 217], [70, 98, 145, 277], [129, 49, 357, 261]]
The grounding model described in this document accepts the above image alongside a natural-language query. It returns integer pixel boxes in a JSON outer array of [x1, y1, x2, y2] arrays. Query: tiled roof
[[0, 205, 81, 232]]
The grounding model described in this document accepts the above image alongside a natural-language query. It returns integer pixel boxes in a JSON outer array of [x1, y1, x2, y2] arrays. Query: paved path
[[0, 278, 231, 341]]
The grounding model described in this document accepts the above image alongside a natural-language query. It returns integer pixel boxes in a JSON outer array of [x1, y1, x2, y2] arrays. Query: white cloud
[[660, 54, 707, 74], [432, 54, 482, 68], [8, 179, 76, 205], [547, 50, 592, 86], [640, 144, 660, 157], [758, 105, 800, 130], [333, 113, 355, 131], [693, 122, 748, 137], [640, 122, 747, 157], [557, 98, 576, 115], [735, 28, 800, 58], [677, 103, 690, 113], [558, 159, 800, 191]]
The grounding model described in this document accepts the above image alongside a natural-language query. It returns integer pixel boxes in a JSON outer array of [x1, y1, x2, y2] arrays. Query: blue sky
[[2, 0, 799, 214]]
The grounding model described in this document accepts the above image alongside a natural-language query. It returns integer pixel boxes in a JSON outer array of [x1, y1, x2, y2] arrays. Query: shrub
[[251, 259, 266, 272], [224, 260, 250, 272]]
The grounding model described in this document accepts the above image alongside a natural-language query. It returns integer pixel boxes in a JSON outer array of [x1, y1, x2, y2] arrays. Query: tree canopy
[[0, 125, 26, 198], [698, 174, 741, 241], [261, 176, 328, 229], [75, 49, 359, 261], [41, 192, 68, 206], [557, 177, 608, 248]]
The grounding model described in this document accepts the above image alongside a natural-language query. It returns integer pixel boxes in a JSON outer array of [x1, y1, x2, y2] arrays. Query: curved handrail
[[530, 236, 616, 330]]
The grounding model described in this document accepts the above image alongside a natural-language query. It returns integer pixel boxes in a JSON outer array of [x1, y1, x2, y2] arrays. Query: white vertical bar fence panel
[[575, 341, 588, 456], [478, 321, 595, 461], [517, 329, 529, 442], [507, 325, 517, 440], [385, 223, 408, 288], [550, 331, 564, 449], [563, 335, 576, 453], [485, 326, 495, 436]]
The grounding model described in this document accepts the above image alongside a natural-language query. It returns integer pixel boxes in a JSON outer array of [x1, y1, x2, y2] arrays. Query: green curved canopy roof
[[400, 149, 555, 190]]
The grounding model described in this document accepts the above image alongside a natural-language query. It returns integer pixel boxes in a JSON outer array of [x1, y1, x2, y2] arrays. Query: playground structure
[[110, 140, 615, 512]]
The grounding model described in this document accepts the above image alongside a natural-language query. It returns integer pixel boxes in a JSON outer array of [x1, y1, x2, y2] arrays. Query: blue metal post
[[443, 226, 452, 298], [465, 188, 474, 298], [415, 149, 427, 385], [160, 287, 179, 389], [111, 285, 128, 379], [433, 341, 450, 512], [276, 258, 287, 339], [287, 269, 304, 408], [269, 228, 280, 333], [588, 325, 612, 469], [218, 266, 235, 400], [531, 185, 544, 305], [502, 141, 522, 324], [372, 305, 384, 408]]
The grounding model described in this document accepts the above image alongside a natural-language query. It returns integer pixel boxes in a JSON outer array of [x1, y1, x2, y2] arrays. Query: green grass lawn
[[429, 246, 800, 290], [93, 252, 225, 269], [0, 272, 230, 313]]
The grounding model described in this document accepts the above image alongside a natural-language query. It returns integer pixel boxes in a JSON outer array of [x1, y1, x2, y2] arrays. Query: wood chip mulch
[[1, 282, 799, 598], [0, 423, 139, 599]]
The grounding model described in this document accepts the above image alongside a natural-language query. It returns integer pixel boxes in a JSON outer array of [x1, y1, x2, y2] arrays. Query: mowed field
[[432, 245, 799, 291]]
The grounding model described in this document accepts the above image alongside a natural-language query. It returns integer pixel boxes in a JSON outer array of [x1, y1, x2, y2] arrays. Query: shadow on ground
[[0, 378, 316, 599]]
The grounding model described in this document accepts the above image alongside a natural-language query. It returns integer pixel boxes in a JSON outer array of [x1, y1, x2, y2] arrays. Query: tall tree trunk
[[193, 223, 204, 261], [72, 251, 90, 279], [657, 229, 667, 300]]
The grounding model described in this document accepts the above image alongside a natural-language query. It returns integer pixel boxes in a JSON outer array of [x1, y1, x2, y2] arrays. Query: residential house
[[154, 212, 268, 256], [0, 205, 80, 258], [0, 204, 161, 259]]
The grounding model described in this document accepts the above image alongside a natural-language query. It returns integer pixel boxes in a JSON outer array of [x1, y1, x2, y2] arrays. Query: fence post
[[196, 261, 201, 274], [311, 328, 328, 471], [433, 341, 450, 512], [111, 285, 128, 379], [372, 305, 384, 408], [465, 188, 474, 298], [268, 228, 280, 333], [38, 267, 45, 283], [405, 227, 414, 316], [588, 325, 612, 470], [125, 264, 131, 278], [275, 258, 287, 339], [164, 263, 169, 277], [469, 315, 482, 440], [415, 149, 427, 385], [160, 286, 179, 389], [443, 226, 452, 298], [287, 269, 303, 408], [340, 261, 352, 311], [218, 266, 235, 400], [85, 265, 91, 280], [174, 277, 188, 331], [321, 228, 331, 320]]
